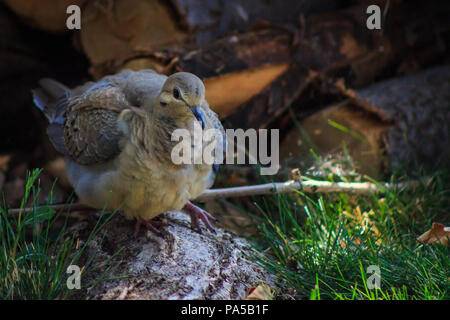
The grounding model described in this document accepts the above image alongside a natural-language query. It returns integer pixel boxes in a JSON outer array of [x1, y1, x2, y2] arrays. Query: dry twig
[[7, 178, 420, 215]]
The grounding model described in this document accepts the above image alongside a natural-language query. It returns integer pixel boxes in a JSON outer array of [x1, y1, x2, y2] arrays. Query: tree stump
[[70, 211, 277, 300]]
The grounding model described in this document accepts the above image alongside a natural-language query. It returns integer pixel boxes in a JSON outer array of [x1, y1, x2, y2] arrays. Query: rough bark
[[97, 28, 295, 119], [226, 1, 450, 129], [279, 100, 391, 179], [69, 211, 277, 300], [345, 65, 450, 173], [5, 0, 447, 131], [106, 1, 448, 129], [281, 64, 450, 178]]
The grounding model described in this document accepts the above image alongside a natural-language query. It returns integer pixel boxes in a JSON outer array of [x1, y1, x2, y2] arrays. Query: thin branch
[[7, 178, 420, 214], [195, 178, 418, 202]]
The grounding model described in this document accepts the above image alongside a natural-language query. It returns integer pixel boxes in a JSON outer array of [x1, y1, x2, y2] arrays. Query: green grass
[[0, 169, 116, 299], [245, 170, 449, 300], [1, 166, 448, 300]]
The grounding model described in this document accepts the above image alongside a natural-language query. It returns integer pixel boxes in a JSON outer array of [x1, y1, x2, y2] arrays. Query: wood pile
[[0, 0, 449, 205]]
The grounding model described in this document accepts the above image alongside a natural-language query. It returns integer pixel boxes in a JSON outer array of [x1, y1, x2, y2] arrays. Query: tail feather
[[32, 78, 71, 156], [32, 88, 50, 114], [39, 78, 70, 101], [32, 78, 70, 123]]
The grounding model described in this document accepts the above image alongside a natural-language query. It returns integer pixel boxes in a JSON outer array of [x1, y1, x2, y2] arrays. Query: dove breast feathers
[[32, 69, 225, 221]]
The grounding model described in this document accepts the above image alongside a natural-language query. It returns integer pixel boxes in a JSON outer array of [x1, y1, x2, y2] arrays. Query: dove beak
[[190, 106, 205, 130]]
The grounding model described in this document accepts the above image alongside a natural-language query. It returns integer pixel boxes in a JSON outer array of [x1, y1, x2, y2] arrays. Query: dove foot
[[182, 201, 216, 233], [134, 219, 165, 237]]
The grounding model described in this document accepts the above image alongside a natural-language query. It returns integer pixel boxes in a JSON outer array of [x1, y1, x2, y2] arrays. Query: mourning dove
[[32, 69, 225, 234]]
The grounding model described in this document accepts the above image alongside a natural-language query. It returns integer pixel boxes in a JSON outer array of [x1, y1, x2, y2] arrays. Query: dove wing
[[62, 78, 132, 165]]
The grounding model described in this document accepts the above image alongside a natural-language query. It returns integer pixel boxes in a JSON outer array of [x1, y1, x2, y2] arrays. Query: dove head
[[158, 72, 206, 129]]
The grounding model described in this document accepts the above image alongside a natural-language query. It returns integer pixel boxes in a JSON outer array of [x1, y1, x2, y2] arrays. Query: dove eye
[[173, 87, 181, 100]]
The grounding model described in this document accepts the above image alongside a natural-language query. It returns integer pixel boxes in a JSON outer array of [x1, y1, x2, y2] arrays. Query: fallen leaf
[[245, 284, 275, 300], [417, 223, 449, 246]]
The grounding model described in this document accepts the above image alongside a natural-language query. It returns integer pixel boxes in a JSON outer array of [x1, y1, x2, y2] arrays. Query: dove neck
[[142, 112, 180, 163]]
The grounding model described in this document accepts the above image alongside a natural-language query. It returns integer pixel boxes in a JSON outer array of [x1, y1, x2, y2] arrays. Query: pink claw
[[134, 219, 164, 237], [182, 201, 216, 233]]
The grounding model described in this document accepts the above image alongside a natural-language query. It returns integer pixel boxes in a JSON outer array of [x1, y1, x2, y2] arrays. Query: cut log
[[227, 1, 450, 129], [342, 65, 450, 173], [281, 65, 450, 176], [171, 0, 345, 42], [73, 1, 449, 130], [142, 2, 450, 128], [279, 101, 391, 178], [102, 29, 295, 118], [68, 211, 277, 300], [81, 0, 186, 66], [203, 64, 289, 117]]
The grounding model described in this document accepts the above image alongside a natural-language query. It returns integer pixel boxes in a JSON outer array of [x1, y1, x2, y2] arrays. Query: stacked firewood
[[0, 0, 449, 207]]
